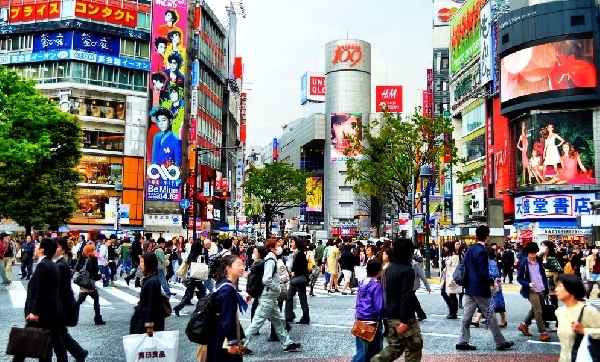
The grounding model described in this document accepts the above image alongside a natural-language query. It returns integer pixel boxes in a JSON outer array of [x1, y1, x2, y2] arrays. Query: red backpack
[[593, 255, 600, 275]]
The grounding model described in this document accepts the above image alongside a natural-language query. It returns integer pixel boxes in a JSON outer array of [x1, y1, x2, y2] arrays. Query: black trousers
[[20, 259, 33, 278], [175, 280, 205, 310], [502, 263, 513, 283], [61, 325, 86, 359], [413, 291, 426, 319], [77, 290, 101, 317], [440, 282, 458, 314], [12, 322, 67, 362]]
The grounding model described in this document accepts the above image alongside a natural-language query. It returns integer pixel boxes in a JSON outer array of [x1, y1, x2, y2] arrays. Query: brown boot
[[518, 323, 532, 336]]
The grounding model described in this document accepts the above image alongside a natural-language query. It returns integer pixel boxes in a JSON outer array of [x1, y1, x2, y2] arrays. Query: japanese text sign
[[33, 32, 73, 51], [75, 0, 137, 28], [450, 0, 484, 73], [33, 31, 120, 56], [9, 1, 61, 23], [514, 193, 596, 220], [0, 50, 150, 70], [479, 2, 494, 87], [375, 85, 403, 112]]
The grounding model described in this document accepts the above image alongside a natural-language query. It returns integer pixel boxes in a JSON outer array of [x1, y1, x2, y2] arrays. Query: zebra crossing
[[3, 275, 441, 309]]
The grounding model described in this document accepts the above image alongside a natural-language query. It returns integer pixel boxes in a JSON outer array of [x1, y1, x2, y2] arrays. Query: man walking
[[371, 238, 423, 362], [19, 236, 35, 280], [456, 225, 514, 351], [0, 233, 12, 285], [501, 246, 515, 284]]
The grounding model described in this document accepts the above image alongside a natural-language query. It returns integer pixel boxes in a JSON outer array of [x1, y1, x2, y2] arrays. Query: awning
[[67, 224, 145, 231], [538, 220, 580, 228]]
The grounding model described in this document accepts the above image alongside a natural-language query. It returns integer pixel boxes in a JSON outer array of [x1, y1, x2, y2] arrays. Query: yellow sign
[[81, 155, 109, 162], [306, 177, 323, 212]]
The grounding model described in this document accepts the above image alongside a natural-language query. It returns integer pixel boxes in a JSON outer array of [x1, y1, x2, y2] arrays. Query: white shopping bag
[[123, 331, 179, 362], [189, 256, 209, 281], [575, 335, 594, 362], [354, 266, 367, 282]]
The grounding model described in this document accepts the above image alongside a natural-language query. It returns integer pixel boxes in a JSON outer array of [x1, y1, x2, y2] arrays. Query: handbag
[[189, 256, 209, 281], [73, 259, 94, 290], [160, 294, 172, 317], [6, 326, 51, 359], [542, 296, 557, 322], [176, 260, 188, 277], [572, 305, 600, 362], [350, 319, 378, 342], [290, 275, 308, 287], [63, 300, 81, 327], [123, 330, 179, 362]]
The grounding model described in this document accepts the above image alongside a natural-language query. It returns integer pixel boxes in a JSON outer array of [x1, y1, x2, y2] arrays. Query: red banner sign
[[375, 85, 403, 112], [9, 1, 61, 23], [75, 0, 137, 28]]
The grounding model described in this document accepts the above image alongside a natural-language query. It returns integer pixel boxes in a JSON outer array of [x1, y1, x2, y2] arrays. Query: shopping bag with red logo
[[123, 330, 179, 362]]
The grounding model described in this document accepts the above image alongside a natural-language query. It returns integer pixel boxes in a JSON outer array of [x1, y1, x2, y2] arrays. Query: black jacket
[[24, 257, 62, 326], [56, 257, 75, 302], [75, 256, 101, 282], [291, 251, 309, 277], [339, 247, 357, 271], [187, 241, 204, 264], [130, 274, 165, 334], [383, 262, 416, 323], [130, 240, 143, 266]]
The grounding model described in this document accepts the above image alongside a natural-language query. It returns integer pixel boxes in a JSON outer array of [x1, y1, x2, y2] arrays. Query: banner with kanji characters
[[75, 0, 137, 28], [9, 1, 61, 23], [145, 0, 187, 202]]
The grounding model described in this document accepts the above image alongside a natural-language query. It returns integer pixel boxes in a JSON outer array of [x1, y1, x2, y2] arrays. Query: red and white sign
[[433, 0, 460, 26], [300, 72, 325, 104], [9, 1, 61, 23], [422, 90, 432, 118], [375, 85, 403, 112], [240, 92, 247, 143]]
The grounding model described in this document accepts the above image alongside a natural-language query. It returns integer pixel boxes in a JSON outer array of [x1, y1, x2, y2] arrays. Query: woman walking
[[75, 244, 105, 325], [441, 242, 460, 319], [129, 252, 166, 335]]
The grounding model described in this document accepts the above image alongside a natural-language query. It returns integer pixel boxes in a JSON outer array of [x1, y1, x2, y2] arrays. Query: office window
[[441, 57, 449, 69], [137, 13, 150, 29]]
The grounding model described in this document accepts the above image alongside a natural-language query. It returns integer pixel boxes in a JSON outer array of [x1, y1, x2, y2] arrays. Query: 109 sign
[[331, 45, 363, 66]]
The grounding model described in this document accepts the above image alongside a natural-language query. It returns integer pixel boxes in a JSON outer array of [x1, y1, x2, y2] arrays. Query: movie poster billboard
[[514, 110, 595, 187], [501, 38, 596, 103], [330, 112, 363, 162], [306, 177, 323, 212], [145, 0, 187, 202]]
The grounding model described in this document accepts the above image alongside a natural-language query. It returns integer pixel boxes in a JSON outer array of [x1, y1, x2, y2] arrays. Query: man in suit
[[13, 238, 68, 362], [456, 226, 514, 352], [54, 238, 88, 361]]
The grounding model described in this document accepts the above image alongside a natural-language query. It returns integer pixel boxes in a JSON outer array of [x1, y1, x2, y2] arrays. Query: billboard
[[479, 2, 495, 87], [75, 0, 137, 28], [301, 72, 325, 105], [375, 85, 402, 112], [33, 31, 120, 56], [433, 0, 462, 27], [306, 177, 323, 212], [514, 110, 595, 187], [145, 0, 187, 202], [450, 0, 484, 73], [514, 192, 595, 220], [9, 1, 61, 23], [331, 112, 362, 163], [501, 38, 596, 104]]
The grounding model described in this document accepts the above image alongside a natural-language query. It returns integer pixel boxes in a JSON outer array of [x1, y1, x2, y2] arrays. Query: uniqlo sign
[[10, 1, 61, 23], [375, 85, 403, 112], [75, 0, 137, 27]]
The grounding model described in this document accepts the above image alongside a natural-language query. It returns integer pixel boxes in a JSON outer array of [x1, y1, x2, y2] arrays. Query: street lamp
[[419, 164, 433, 278], [114, 183, 123, 236]]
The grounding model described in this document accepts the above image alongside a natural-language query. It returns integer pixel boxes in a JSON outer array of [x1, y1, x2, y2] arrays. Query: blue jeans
[[325, 271, 330, 285], [204, 278, 214, 294], [98, 265, 110, 287], [121, 259, 132, 275], [157, 269, 171, 295], [351, 324, 383, 362]]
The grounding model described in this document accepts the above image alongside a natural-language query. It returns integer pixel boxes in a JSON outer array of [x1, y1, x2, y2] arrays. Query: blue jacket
[[463, 243, 493, 298], [516, 257, 548, 299], [151, 131, 182, 166]]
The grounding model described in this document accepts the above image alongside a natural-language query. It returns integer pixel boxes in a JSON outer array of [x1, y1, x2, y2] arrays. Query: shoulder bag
[[572, 305, 600, 362], [350, 319, 378, 342], [72, 258, 94, 290]]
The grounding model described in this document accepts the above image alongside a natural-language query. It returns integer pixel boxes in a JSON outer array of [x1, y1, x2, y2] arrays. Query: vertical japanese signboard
[[145, 0, 187, 202], [479, 2, 494, 87]]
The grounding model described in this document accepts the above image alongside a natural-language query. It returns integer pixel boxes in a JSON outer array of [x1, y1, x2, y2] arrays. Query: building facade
[[324, 39, 371, 237]]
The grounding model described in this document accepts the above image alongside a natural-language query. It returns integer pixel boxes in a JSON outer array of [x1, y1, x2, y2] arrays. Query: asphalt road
[[1, 264, 599, 361]]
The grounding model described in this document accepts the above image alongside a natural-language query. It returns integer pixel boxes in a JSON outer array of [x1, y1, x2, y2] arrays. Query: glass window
[[441, 57, 449, 69], [62, 0, 75, 16], [76, 194, 108, 219], [121, 39, 135, 56], [463, 133, 485, 162], [137, 12, 150, 29], [0, 38, 9, 52], [82, 130, 125, 151], [462, 103, 485, 134], [10, 36, 19, 51], [72, 62, 83, 79]]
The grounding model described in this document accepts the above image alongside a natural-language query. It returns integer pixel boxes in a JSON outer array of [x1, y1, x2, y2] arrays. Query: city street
[[0, 264, 596, 361]]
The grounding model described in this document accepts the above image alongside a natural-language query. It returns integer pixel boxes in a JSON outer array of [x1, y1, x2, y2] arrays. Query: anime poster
[[514, 111, 595, 187], [145, 0, 187, 201]]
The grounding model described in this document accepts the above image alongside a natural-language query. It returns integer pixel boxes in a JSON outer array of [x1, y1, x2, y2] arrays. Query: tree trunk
[[264, 208, 273, 238], [25, 224, 32, 238]]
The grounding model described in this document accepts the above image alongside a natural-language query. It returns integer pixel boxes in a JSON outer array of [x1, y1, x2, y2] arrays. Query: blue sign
[[191, 60, 199, 87], [179, 198, 190, 210], [33, 32, 73, 51], [514, 192, 597, 220], [72, 31, 120, 56], [0, 50, 150, 71], [300, 72, 308, 105]]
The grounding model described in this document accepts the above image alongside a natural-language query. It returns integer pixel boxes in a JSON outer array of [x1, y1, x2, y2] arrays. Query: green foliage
[[344, 108, 469, 214], [243, 162, 310, 236], [0, 66, 82, 232]]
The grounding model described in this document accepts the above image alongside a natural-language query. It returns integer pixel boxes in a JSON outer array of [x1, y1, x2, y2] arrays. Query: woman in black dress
[[130, 252, 166, 335]]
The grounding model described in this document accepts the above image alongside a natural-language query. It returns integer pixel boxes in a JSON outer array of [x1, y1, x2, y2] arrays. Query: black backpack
[[185, 282, 234, 345], [207, 252, 225, 279], [246, 258, 276, 299], [453, 262, 468, 287]]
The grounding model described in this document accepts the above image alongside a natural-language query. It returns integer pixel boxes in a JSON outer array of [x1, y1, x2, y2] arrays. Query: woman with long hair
[[204, 255, 247, 362], [75, 243, 105, 325], [517, 121, 530, 185], [129, 252, 166, 335], [545, 142, 588, 184], [555, 274, 600, 362], [306, 243, 319, 297], [441, 241, 460, 319], [541, 124, 565, 179]]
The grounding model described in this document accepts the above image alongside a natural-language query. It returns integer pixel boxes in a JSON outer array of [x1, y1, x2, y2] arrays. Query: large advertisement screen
[[450, 0, 483, 74], [306, 177, 323, 212], [145, 1, 187, 202], [330, 112, 363, 163], [501, 38, 597, 103], [514, 110, 595, 187]]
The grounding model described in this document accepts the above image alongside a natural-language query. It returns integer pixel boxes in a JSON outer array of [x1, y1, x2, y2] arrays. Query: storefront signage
[[451, 67, 480, 110], [331, 44, 363, 66], [515, 193, 595, 220], [81, 155, 109, 162], [479, 2, 494, 87], [78, 188, 108, 195], [33, 31, 120, 56], [75, 0, 137, 28], [542, 228, 591, 235], [0, 50, 150, 71], [0, 20, 149, 40], [9, 1, 61, 23], [190, 89, 198, 117], [450, 0, 484, 73]]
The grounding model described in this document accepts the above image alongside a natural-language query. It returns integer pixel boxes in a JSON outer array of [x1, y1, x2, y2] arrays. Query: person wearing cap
[[54, 238, 88, 362], [0, 232, 12, 285]]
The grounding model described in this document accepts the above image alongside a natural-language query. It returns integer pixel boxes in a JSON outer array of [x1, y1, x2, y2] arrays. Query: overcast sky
[[205, 0, 434, 149]]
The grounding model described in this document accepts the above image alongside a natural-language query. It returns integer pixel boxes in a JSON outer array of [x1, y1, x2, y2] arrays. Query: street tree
[[344, 107, 467, 219], [0, 66, 82, 235], [243, 162, 311, 236]]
